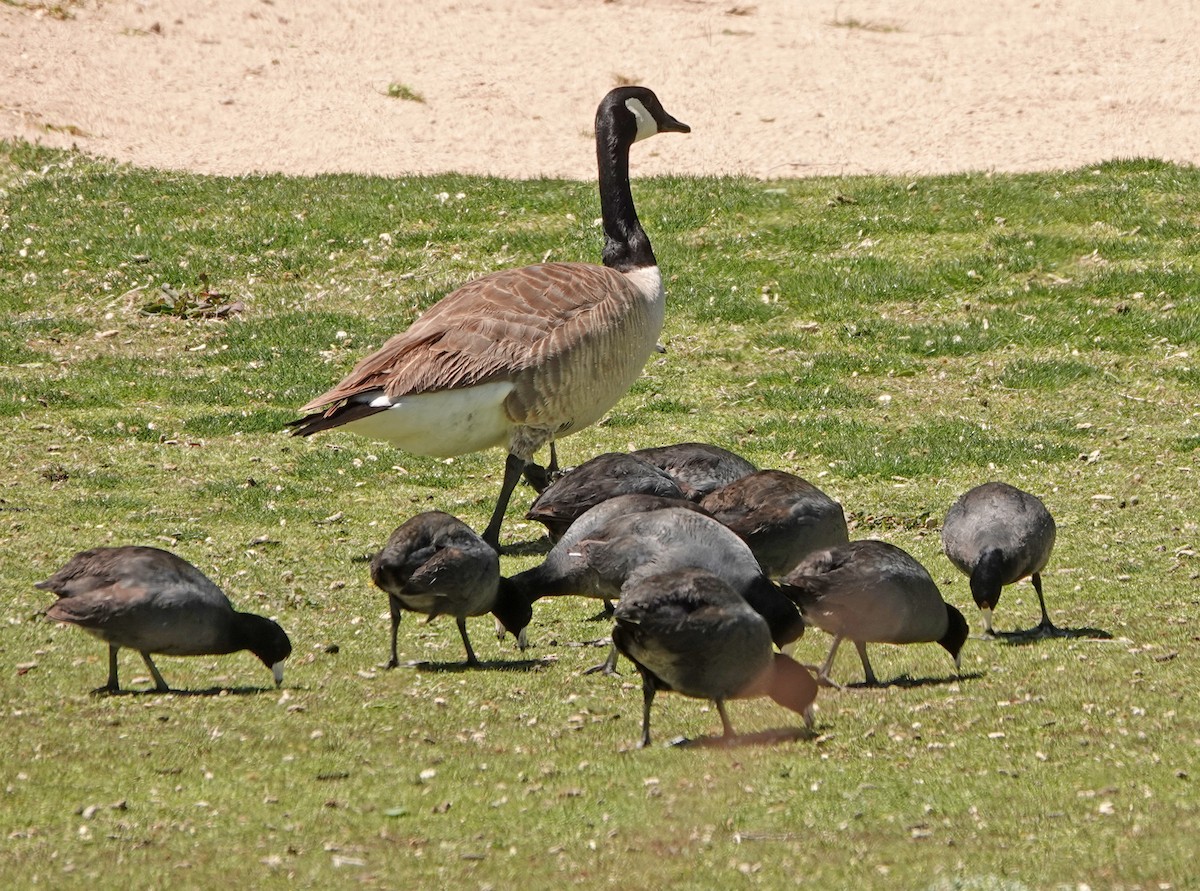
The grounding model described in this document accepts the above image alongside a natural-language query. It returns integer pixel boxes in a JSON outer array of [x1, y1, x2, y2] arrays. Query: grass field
[[1, 141, 1197, 889]]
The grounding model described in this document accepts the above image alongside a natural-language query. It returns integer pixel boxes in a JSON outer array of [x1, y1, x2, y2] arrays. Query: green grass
[[384, 82, 425, 103], [828, 16, 903, 34], [2, 142, 1198, 889]]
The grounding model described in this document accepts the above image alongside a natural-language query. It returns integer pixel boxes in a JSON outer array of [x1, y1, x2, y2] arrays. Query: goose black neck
[[597, 118, 656, 273]]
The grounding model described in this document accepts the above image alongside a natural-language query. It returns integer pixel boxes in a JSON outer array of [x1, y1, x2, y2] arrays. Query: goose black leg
[[482, 452, 527, 550], [521, 442, 561, 494]]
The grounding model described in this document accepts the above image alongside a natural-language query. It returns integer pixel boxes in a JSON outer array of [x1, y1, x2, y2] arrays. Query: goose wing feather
[[300, 262, 645, 411]]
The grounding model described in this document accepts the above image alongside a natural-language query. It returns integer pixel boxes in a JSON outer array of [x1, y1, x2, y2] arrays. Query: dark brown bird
[[613, 568, 818, 747], [781, 540, 968, 686], [941, 481, 1058, 636], [36, 546, 292, 693], [505, 504, 805, 653], [370, 511, 531, 666], [630, 442, 757, 501], [288, 87, 690, 549], [700, 469, 849, 578], [525, 452, 687, 542]]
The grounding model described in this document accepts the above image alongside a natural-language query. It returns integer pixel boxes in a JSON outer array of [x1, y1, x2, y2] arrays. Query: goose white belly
[[342, 381, 516, 458]]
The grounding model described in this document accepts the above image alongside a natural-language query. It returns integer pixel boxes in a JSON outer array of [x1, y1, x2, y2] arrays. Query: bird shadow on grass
[[410, 657, 550, 674], [93, 684, 275, 697], [841, 671, 985, 691], [498, 537, 553, 558], [666, 726, 816, 749], [988, 625, 1114, 646], [887, 670, 985, 689]]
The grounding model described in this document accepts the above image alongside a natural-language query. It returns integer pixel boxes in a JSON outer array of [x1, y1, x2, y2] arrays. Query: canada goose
[[506, 504, 805, 650], [526, 452, 687, 542], [288, 87, 690, 549], [941, 481, 1058, 636], [36, 546, 292, 693], [781, 540, 968, 687], [699, 469, 849, 578], [613, 568, 818, 747], [370, 511, 531, 666], [630, 442, 757, 501]]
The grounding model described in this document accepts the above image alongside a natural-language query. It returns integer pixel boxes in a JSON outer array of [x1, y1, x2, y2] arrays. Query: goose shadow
[[410, 657, 550, 674], [663, 726, 817, 749], [987, 625, 1113, 646]]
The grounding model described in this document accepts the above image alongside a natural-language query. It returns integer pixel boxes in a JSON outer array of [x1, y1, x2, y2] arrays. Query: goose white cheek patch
[[625, 98, 658, 142]]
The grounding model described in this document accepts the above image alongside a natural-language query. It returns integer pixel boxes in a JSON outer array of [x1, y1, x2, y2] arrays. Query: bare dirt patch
[[2, 0, 1197, 179]]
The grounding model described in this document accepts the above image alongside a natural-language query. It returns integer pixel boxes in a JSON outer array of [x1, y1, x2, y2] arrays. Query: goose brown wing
[[299, 262, 640, 411]]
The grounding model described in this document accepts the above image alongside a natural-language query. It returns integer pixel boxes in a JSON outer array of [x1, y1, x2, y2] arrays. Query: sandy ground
[[2, 0, 1198, 181]]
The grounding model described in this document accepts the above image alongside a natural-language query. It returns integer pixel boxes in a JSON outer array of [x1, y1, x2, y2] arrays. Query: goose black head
[[597, 86, 691, 147], [593, 87, 689, 273]]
